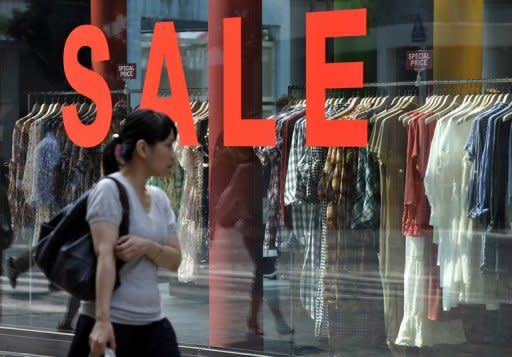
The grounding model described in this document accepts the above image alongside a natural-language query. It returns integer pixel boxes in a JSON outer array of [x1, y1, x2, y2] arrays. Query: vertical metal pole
[[90, 0, 127, 90]]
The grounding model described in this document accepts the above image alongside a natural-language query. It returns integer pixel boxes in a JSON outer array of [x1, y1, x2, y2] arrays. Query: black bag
[[34, 177, 129, 301]]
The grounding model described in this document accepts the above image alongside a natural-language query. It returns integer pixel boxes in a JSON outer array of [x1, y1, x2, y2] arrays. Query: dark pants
[[67, 315, 181, 357]]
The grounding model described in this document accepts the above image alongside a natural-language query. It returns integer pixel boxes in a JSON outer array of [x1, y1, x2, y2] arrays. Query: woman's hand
[[89, 320, 116, 357], [115, 235, 148, 262]]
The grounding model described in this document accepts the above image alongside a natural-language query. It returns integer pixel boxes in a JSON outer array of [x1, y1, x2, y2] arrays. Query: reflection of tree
[[1, 0, 91, 81]]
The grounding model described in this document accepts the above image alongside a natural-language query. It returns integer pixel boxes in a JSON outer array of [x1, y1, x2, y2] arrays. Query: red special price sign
[[406, 50, 432, 71], [116, 63, 137, 80]]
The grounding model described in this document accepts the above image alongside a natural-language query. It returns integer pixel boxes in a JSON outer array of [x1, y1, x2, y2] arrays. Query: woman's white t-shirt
[[80, 172, 176, 325]]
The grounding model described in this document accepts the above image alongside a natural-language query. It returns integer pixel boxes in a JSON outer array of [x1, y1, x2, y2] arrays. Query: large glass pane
[[1, 1, 512, 356]]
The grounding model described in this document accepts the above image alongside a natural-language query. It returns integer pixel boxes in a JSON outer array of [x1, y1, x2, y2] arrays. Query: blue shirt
[[475, 103, 512, 219], [465, 104, 503, 218], [34, 132, 61, 206]]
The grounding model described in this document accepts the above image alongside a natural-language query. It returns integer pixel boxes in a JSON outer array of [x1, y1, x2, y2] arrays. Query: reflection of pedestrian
[[4, 138, 79, 331], [262, 256, 293, 335], [7, 251, 39, 289], [215, 156, 293, 336], [260, 94, 294, 335], [6, 193, 80, 333], [1, 159, 13, 273], [215, 156, 265, 335]]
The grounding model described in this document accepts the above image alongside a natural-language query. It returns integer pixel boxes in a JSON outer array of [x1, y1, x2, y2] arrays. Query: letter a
[[306, 9, 367, 147], [140, 22, 197, 146]]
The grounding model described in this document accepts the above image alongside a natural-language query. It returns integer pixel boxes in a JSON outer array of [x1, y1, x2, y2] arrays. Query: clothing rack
[[20, 90, 129, 307], [27, 89, 128, 114], [288, 77, 512, 100], [284, 78, 512, 348], [366, 77, 512, 88], [128, 87, 209, 101], [28, 88, 210, 116]]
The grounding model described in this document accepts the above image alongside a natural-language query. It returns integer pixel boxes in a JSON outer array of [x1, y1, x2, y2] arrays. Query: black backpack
[[34, 177, 129, 301]]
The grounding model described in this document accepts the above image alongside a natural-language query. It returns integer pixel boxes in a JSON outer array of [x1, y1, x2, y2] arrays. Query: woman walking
[[67, 109, 182, 357]]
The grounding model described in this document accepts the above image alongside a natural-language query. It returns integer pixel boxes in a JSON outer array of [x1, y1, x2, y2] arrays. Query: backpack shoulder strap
[[102, 176, 130, 235]]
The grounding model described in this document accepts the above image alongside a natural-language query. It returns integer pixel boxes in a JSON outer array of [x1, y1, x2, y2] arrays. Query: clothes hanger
[[30, 96, 50, 121], [39, 95, 61, 131], [425, 94, 462, 124], [52, 95, 63, 115], [195, 100, 207, 117], [457, 93, 497, 124], [28, 102, 40, 116], [482, 93, 511, 122], [190, 99, 199, 116], [352, 96, 375, 119], [46, 98, 60, 117], [31, 94, 57, 124], [88, 102, 97, 118], [398, 94, 433, 123], [426, 94, 445, 112], [405, 95, 420, 108], [194, 100, 209, 121], [390, 95, 401, 107], [482, 93, 494, 106], [406, 93, 442, 124], [420, 95, 438, 112], [394, 95, 408, 107], [77, 97, 90, 116], [202, 100, 209, 116], [377, 95, 388, 106], [503, 92, 511, 103], [479, 92, 497, 108], [433, 94, 454, 112], [424, 94, 446, 116], [500, 100, 512, 121], [414, 95, 434, 114], [501, 91, 512, 121], [83, 100, 96, 118], [192, 99, 201, 112], [34, 96, 53, 121], [503, 107, 512, 121], [331, 96, 360, 119], [370, 94, 409, 124], [455, 94, 482, 124], [371, 95, 391, 114], [448, 93, 478, 124], [479, 93, 490, 107]]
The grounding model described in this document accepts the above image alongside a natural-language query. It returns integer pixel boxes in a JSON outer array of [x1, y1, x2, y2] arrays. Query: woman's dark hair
[[102, 109, 177, 175]]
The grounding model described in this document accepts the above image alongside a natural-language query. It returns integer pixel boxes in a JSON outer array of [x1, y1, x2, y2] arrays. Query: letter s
[[63, 25, 112, 148]]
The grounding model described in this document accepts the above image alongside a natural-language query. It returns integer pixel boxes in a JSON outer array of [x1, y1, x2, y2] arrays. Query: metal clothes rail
[[364, 77, 512, 88], [288, 77, 512, 90], [27, 89, 127, 113], [288, 77, 512, 99]]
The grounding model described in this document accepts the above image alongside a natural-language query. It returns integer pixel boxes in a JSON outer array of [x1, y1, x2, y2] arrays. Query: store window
[[1, 1, 512, 356]]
